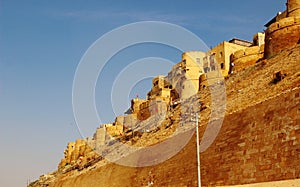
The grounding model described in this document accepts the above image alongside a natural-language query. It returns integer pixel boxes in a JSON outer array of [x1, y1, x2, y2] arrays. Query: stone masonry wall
[[231, 45, 264, 72], [201, 87, 300, 186], [58, 139, 97, 172], [287, 0, 300, 17], [264, 16, 300, 58], [51, 87, 300, 187]]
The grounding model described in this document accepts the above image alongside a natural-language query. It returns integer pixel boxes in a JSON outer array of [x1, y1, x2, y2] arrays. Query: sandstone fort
[[30, 1, 300, 186]]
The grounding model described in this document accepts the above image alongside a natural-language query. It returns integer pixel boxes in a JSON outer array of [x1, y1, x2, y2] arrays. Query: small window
[[221, 63, 224, 69], [220, 52, 223, 58]]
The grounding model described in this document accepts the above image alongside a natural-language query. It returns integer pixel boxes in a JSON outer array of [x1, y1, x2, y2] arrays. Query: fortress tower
[[264, 0, 300, 58], [287, 0, 300, 17]]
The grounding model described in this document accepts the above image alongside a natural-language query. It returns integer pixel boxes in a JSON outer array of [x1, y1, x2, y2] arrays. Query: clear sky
[[0, 1, 285, 186]]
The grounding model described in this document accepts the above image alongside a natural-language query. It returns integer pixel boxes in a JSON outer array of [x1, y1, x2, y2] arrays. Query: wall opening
[[221, 63, 225, 69]]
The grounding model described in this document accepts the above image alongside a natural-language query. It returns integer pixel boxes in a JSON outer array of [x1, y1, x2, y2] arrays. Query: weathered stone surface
[[265, 0, 300, 59], [46, 88, 300, 187], [231, 45, 264, 72], [58, 139, 96, 172], [30, 1, 300, 186]]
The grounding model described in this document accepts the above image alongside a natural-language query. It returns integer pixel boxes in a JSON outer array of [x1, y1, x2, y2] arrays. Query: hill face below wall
[[31, 45, 300, 187], [50, 88, 300, 187]]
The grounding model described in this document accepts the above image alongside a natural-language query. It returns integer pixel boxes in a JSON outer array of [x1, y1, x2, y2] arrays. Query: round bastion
[[264, 0, 300, 58]]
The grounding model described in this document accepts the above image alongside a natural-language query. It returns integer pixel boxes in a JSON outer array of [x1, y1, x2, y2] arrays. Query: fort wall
[[231, 45, 264, 72], [52, 87, 300, 187], [264, 0, 300, 58], [287, 0, 300, 17], [58, 139, 97, 172], [105, 124, 123, 137], [209, 41, 248, 77], [201, 87, 300, 186]]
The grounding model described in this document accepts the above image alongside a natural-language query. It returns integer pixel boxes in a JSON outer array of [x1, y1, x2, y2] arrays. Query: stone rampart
[[231, 46, 264, 72], [264, 17, 300, 58]]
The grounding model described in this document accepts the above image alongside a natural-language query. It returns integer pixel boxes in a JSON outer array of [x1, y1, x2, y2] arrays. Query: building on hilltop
[[229, 33, 265, 73], [130, 98, 147, 114], [179, 51, 206, 98], [147, 75, 172, 101], [90, 33, 267, 151], [89, 0, 300, 153], [253, 32, 265, 47], [207, 40, 250, 76], [208, 32, 267, 76]]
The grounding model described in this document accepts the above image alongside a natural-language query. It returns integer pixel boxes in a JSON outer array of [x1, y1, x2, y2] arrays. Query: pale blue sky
[[0, 1, 285, 186]]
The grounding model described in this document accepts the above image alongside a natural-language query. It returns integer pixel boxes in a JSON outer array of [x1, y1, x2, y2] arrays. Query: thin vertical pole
[[196, 113, 201, 187]]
